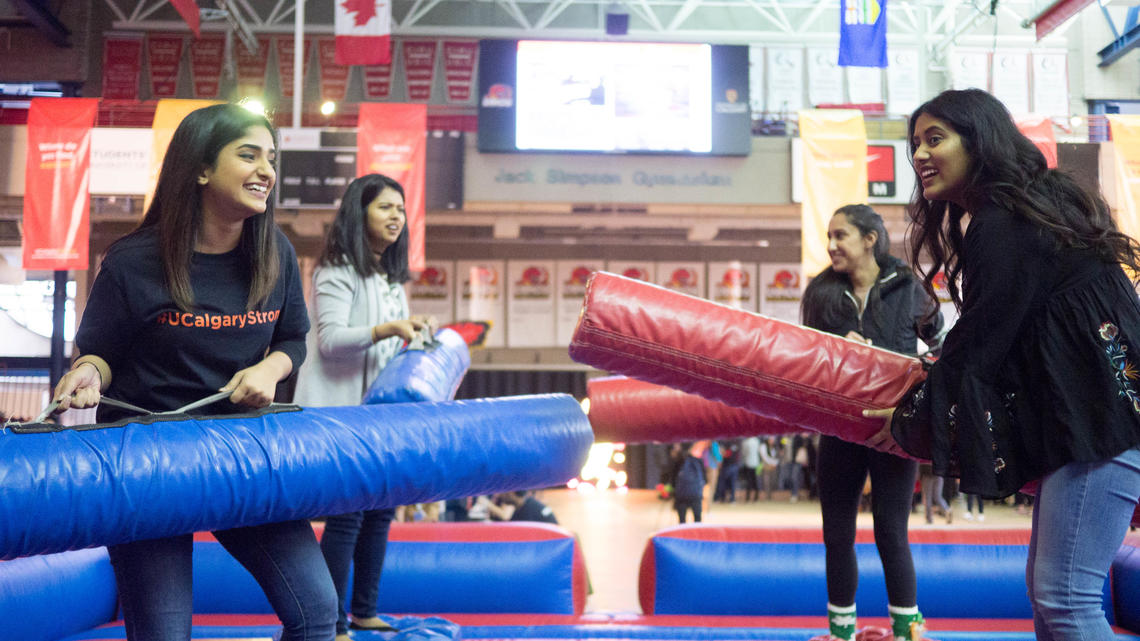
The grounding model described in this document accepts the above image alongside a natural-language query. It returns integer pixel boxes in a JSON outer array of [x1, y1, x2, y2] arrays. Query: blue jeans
[[1028, 446, 1140, 640], [320, 508, 395, 635], [108, 520, 338, 641]]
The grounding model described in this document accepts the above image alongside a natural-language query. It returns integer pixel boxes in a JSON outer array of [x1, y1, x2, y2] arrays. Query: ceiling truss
[[95, 0, 1066, 52]]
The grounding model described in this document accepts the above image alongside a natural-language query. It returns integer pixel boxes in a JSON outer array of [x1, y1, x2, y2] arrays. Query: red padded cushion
[[570, 272, 927, 450]]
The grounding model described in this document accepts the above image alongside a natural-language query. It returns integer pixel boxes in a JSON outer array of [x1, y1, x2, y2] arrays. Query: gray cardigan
[[294, 262, 409, 407]]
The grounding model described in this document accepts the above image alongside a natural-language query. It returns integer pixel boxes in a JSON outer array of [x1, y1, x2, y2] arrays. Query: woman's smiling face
[[198, 125, 277, 222], [911, 112, 972, 207]]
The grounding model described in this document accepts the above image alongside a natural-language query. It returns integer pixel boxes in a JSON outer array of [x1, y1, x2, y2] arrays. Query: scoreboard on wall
[[276, 148, 357, 209]]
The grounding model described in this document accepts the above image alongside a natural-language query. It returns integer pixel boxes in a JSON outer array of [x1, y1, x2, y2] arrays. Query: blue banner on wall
[[838, 0, 887, 68]]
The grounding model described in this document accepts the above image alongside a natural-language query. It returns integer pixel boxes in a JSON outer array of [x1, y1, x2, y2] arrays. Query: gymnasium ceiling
[[3, 1, 1076, 56]]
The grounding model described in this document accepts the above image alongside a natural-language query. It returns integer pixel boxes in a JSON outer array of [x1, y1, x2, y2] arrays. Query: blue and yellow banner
[[839, 0, 888, 68]]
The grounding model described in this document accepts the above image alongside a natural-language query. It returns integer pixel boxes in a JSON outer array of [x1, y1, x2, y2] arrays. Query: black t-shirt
[[510, 497, 558, 524], [76, 226, 309, 420]]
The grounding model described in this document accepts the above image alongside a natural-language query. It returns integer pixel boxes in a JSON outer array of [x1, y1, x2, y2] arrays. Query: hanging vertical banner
[[402, 40, 438, 101], [556, 260, 603, 345], [407, 260, 455, 326], [886, 47, 921, 116], [442, 41, 479, 103], [1032, 51, 1069, 117], [760, 263, 803, 324], [1106, 116, 1140, 242], [799, 109, 868, 277], [335, 0, 392, 65], [318, 37, 351, 101], [1015, 115, 1058, 169], [235, 36, 272, 97], [23, 98, 98, 270], [949, 49, 989, 91], [709, 261, 758, 312], [807, 47, 844, 107], [846, 66, 883, 104], [358, 103, 427, 272], [147, 99, 222, 210], [507, 260, 556, 347], [605, 261, 655, 284], [456, 260, 505, 348], [838, 0, 887, 68], [276, 36, 313, 99], [766, 47, 804, 113], [363, 63, 395, 99], [146, 34, 184, 98], [748, 45, 765, 115], [102, 35, 143, 99], [991, 50, 1030, 116], [655, 262, 705, 299], [189, 35, 225, 98]]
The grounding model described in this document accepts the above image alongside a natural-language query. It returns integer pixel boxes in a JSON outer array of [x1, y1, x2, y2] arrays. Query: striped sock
[[888, 604, 924, 640], [827, 602, 857, 641]]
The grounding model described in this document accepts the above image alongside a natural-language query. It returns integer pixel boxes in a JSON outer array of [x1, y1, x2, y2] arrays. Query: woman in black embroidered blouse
[[870, 88, 1140, 640]]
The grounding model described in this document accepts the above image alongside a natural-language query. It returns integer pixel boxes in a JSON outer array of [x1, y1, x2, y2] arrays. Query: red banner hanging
[[358, 103, 427, 272], [102, 35, 143, 99], [147, 34, 184, 98], [442, 40, 478, 103], [402, 40, 438, 101], [23, 98, 99, 271], [317, 37, 350, 102], [277, 36, 313, 99], [189, 35, 225, 98], [363, 62, 394, 99], [235, 36, 272, 97]]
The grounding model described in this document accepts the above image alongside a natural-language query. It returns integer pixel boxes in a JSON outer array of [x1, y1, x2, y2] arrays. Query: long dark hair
[[320, 173, 411, 284], [133, 103, 280, 312], [906, 88, 1140, 309], [801, 204, 892, 331]]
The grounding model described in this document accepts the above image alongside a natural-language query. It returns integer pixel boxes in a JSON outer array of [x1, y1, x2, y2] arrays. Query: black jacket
[[801, 255, 943, 356]]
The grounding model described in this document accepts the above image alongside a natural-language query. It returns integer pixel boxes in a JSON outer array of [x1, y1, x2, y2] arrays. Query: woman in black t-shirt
[[52, 104, 337, 641]]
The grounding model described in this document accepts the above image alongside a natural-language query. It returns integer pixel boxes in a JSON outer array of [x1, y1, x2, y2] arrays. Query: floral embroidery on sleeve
[[1100, 322, 1140, 413]]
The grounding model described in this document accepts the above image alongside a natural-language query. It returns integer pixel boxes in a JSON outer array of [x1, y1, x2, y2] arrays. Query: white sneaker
[[977, 514, 985, 522], [962, 511, 973, 521]]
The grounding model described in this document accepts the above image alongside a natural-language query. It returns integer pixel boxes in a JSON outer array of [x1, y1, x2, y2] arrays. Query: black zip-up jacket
[[801, 255, 944, 356]]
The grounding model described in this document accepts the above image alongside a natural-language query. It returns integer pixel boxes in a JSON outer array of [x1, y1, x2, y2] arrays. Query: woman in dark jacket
[[801, 204, 943, 641]]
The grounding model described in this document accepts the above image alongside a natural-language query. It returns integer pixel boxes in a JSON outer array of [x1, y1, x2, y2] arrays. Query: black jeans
[[818, 435, 919, 607], [320, 508, 396, 635]]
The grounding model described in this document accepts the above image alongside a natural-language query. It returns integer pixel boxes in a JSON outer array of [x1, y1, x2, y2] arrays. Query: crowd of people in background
[[657, 437, 1035, 525]]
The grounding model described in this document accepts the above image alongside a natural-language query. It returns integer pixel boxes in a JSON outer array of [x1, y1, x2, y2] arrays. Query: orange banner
[[357, 103, 427, 272], [1015, 115, 1058, 169], [798, 109, 868, 278], [1107, 115, 1140, 243], [23, 98, 99, 270], [147, 99, 223, 210]]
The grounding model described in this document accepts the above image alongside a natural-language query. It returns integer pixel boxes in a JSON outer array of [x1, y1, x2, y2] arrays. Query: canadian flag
[[336, 0, 392, 66]]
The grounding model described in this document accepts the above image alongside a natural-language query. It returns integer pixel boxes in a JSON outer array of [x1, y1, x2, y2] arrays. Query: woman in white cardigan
[[294, 173, 433, 641]]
